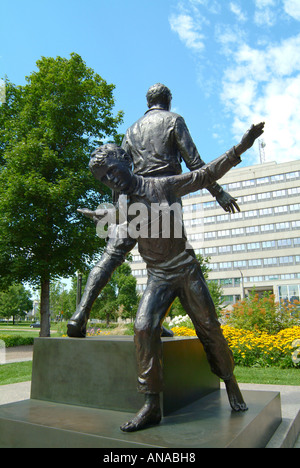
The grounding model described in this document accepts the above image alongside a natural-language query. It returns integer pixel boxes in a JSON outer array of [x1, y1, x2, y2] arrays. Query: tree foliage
[[90, 263, 139, 325], [170, 254, 224, 318], [0, 53, 123, 336], [0, 283, 33, 323]]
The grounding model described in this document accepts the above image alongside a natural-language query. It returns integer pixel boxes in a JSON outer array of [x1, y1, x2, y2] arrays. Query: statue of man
[[68, 84, 241, 338]]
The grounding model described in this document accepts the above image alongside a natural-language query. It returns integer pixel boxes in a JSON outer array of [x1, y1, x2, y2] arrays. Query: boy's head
[[89, 143, 132, 191]]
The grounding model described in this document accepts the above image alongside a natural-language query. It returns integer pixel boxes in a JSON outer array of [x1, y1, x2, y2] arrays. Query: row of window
[[213, 274, 300, 288], [136, 276, 300, 293], [184, 170, 300, 200], [194, 237, 300, 256], [209, 255, 300, 272], [184, 187, 300, 212], [184, 203, 300, 227], [188, 220, 300, 241]]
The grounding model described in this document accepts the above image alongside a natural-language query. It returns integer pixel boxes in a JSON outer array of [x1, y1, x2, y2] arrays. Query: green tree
[[0, 283, 33, 324], [91, 262, 139, 325], [50, 280, 75, 321], [0, 53, 123, 336], [170, 254, 224, 318]]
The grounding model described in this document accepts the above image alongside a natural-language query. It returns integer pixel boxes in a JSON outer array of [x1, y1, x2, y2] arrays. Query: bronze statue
[[67, 84, 241, 338], [85, 120, 264, 432]]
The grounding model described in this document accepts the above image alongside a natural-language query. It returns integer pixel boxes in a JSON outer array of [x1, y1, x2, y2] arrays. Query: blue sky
[[1, 0, 300, 167]]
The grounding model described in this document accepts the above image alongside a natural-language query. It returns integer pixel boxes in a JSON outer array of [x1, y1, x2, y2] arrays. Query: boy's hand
[[236, 122, 265, 155], [77, 208, 108, 225]]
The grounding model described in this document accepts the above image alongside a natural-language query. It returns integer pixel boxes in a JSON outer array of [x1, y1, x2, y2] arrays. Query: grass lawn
[[0, 361, 299, 387], [0, 361, 33, 386]]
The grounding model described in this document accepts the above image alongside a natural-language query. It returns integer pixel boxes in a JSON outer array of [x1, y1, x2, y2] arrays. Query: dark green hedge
[[0, 334, 34, 347]]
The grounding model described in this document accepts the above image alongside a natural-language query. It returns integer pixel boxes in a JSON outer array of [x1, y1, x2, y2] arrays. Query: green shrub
[[0, 334, 34, 347], [227, 290, 299, 334]]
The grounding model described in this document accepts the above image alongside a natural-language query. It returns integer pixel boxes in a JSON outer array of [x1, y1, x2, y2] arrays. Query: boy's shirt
[[121, 147, 241, 279]]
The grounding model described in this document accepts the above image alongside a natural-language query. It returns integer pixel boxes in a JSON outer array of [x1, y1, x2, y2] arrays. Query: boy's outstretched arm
[[234, 122, 265, 156]]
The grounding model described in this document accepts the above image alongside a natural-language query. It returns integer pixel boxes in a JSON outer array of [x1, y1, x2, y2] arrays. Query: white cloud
[[229, 2, 247, 22], [169, 13, 205, 52], [283, 0, 300, 20], [221, 34, 300, 163]]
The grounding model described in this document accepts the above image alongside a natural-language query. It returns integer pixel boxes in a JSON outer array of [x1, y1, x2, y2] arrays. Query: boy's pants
[[134, 262, 235, 394]]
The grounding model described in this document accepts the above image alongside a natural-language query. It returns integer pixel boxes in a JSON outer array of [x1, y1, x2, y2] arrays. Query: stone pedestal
[[0, 336, 282, 448], [30, 336, 219, 415]]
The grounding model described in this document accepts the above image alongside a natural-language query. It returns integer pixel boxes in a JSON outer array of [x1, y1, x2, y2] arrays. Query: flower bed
[[171, 325, 300, 369]]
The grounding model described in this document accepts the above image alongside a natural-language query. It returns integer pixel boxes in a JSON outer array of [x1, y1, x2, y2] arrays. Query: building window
[[228, 182, 241, 190], [205, 247, 217, 255], [219, 245, 231, 254], [258, 192, 271, 201], [245, 210, 258, 218], [203, 201, 216, 209], [233, 243, 246, 252], [220, 278, 233, 286], [232, 227, 245, 236], [278, 239, 292, 248], [259, 208, 273, 218], [248, 259, 262, 267], [264, 258, 278, 266], [288, 187, 300, 196], [279, 256, 294, 264], [271, 174, 284, 183], [290, 204, 300, 212], [274, 206, 288, 214], [286, 171, 300, 180], [218, 230, 230, 238], [276, 222, 290, 231], [273, 189, 286, 198], [204, 216, 215, 224], [257, 177, 269, 185], [261, 224, 274, 232], [243, 194, 256, 203], [262, 240, 276, 249], [234, 260, 247, 268], [242, 179, 255, 188], [246, 226, 259, 234], [216, 214, 230, 222], [247, 242, 260, 250]]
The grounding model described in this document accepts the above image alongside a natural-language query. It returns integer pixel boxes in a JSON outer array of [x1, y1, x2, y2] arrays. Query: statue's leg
[[120, 278, 177, 432], [67, 232, 136, 338], [178, 264, 248, 412]]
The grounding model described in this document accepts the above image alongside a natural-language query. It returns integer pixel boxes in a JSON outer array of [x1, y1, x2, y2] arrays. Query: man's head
[[89, 143, 132, 191], [146, 83, 172, 110]]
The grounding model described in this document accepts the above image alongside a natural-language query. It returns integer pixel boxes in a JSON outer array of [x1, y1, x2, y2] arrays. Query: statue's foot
[[120, 396, 161, 432], [67, 320, 87, 338], [161, 326, 174, 338], [224, 375, 248, 412]]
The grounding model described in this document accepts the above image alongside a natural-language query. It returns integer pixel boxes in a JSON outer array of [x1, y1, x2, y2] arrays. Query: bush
[[0, 334, 34, 347], [226, 290, 299, 334]]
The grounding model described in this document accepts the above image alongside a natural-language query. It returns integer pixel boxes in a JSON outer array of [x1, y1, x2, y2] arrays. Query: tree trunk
[[40, 278, 51, 337]]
